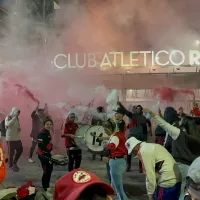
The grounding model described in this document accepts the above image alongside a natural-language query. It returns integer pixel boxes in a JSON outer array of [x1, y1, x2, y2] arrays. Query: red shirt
[[107, 120, 128, 158], [62, 119, 78, 148], [193, 107, 200, 116]]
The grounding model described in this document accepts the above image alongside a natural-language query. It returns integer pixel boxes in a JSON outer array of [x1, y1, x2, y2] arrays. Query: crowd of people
[[0, 96, 200, 200]]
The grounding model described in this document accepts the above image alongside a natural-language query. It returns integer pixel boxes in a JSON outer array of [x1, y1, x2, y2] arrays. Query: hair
[[186, 177, 200, 191], [181, 116, 200, 137], [38, 109, 44, 112], [43, 117, 53, 126], [136, 105, 143, 110], [179, 107, 183, 110], [97, 106, 103, 113], [78, 185, 108, 200]]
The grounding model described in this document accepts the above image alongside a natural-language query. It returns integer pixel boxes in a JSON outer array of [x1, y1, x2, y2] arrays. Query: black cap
[[113, 107, 125, 115]]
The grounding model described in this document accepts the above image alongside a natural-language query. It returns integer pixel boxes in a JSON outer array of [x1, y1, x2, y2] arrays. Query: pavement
[[0, 151, 148, 200]]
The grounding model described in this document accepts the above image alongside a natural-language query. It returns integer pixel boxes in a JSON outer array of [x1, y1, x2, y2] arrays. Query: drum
[[84, 126, 108, 154], [74, 125, 91, 150], [51, 154, 68, 166]]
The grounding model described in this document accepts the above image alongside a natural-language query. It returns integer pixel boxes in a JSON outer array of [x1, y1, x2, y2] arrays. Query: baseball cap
[[125, 137, 142, 155], [54, 168, 115, 200], [187, 157, 200, 196]]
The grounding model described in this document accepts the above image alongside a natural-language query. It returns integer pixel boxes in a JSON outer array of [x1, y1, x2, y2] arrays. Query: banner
[[125, 89, 200, 101]]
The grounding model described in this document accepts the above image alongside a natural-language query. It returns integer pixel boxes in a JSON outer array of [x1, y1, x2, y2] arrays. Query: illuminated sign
[[53, 50, 200, 69]]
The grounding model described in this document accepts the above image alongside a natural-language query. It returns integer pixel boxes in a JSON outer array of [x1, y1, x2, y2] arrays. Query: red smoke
[[14, 84, 40, 104], [153, 87, 194, 102]]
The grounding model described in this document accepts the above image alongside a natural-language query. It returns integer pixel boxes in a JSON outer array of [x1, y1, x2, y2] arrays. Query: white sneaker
[[46, 188, 53, 198], [28, 158, 35, 163]]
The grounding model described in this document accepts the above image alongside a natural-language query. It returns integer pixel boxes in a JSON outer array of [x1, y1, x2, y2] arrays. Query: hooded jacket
[[5, 107, 21, 141], [155, 107, 200, 165]]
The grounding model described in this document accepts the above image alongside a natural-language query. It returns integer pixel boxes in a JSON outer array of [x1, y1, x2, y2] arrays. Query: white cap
[[125, 137, 142, 155], [187, 157, 200, 183]]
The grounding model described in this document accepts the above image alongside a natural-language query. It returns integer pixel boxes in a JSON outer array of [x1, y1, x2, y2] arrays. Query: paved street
[[0, 150, 148, 200]]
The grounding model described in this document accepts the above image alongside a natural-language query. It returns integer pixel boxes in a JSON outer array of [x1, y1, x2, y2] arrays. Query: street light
[[196, 40, 200, 46]]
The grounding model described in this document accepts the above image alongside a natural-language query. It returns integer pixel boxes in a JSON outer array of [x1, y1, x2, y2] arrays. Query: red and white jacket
[[61, 118, 78, 149], [106, 120, 127, 158]]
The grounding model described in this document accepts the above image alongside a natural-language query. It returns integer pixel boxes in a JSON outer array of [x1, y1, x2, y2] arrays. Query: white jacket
[[5, 107, 21, 141], [138, 142, 182, 196]]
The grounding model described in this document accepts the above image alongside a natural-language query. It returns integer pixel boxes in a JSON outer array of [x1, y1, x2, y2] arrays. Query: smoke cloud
[[0, 0, 200, 152]]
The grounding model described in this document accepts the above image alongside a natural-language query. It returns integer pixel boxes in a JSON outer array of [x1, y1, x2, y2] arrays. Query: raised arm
[[144, 108, 180, 140], [5, 116, 17, 127], [43, 103, 48, 116], [117, 101, 133, 118]]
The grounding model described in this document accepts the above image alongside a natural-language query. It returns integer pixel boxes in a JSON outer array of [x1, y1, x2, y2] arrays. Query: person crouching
[[61, 113, 82, 172], [37, 118, 54, 191], [126, 137, 182, 200]]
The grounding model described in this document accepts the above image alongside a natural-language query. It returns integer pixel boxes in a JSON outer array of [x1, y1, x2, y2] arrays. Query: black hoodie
[[163, 107, 200, 165]]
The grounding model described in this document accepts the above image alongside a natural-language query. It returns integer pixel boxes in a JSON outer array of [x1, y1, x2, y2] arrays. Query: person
[[154, 125, 166, 145], [126, 137, 182, 200], [144, 107, 200, 200], [54, 168, 115, 200], [102, 107, 128, 200], [91, 106, 107, 126], [5, 107, 23, 172], [184, 157, 200, 200], [61, 112, 82, 172], [126, 105, 137, 172], [28, 103, 48, 163], [0, 141, 6, 184], [192, 95, 200, 117], [118, 102, 149, 173], [178, 107, 186, 118], [101, 118, 117, 183], [37, 118, 54, 191]]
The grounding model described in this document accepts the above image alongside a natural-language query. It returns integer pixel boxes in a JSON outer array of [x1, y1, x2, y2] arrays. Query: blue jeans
[[156, 182, 181, 200], [106, 162, 111, 183], [109, 158, 128, 200]]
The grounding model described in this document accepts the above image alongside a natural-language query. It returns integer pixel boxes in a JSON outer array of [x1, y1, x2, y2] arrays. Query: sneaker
[[8, 166, 18, 172], [46, 188, 53, 198], [13, 164, 19, 171], [28, 158, 35, 163]]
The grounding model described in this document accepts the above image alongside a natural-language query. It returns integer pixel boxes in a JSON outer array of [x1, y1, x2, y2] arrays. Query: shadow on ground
[[0, 151, 148, 200]]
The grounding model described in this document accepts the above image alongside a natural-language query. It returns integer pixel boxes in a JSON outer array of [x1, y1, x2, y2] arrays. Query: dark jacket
[[0, 119, 6, 137], [37, 128, 53, 156], [155, 125, 166, 137], [119, 103, 148, 141], [164, 107, 200, 165], [30, 111, 43, 139]]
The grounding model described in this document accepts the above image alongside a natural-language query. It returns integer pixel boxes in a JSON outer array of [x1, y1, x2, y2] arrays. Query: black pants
[[29, 138, 37, 159], [67, 149, 82, 172], [7, 140, 23, 168], [38, 155, 53, 191], [127, 154, 132, 166]]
